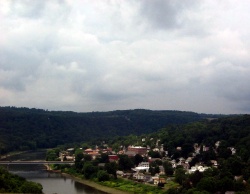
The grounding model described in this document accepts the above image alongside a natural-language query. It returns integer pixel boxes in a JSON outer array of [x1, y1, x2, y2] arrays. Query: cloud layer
[[1, 0, 250, 114]]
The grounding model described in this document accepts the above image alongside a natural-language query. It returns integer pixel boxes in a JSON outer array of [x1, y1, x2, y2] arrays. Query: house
[[125, 150, 137, 157], [210, 160, 218, 167], [229, 147, 236, 155], [84, 148, 93, 154], [215, 141, 220, 148], [202, 145, 209, 152], [159, 165, 165, 175], [127, 146, 147, 156], [83, 148, 100, 159], [59, 150, 75, 161], [88, 151, 100, 160], [132, 162, 150, 172], [148, 157, 161, 163], [176, 147, 182, 151], [188, 165, 209, 174], [118, 150, 125, 155], [108, 155, 119, 162], [116, 170, 124, 176], [133, 172, 145, 181], [153, 148, 160, 152], [152, 176, 166, 185]]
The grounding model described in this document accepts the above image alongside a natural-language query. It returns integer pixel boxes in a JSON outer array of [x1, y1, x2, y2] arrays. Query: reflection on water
[[0, 151, 107, 194]]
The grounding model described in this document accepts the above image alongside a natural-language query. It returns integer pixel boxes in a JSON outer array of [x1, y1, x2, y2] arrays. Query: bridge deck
[[0, 161, 74, 165]]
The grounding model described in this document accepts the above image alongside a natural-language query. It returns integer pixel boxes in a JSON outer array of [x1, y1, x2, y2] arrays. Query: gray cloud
[[0, 1, 250, 114], [138, 0, 199, 30]]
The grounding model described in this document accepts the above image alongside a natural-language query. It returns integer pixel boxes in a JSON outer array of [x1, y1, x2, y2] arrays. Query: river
[[0, 150, 106, 194]]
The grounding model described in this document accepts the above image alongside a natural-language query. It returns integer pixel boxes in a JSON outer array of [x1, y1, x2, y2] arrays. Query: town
[[52, 138, 238, 188]]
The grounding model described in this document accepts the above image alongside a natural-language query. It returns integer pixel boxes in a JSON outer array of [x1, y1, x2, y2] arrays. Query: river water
[[0, 150, 106, 194]]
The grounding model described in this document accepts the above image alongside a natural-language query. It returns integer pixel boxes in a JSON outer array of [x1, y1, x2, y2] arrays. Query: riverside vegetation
[[0, 167, 43, 193]]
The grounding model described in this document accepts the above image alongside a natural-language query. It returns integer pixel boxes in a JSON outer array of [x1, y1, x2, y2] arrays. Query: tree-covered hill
[[151, 115, 250, 161], [0, 106, 223, 154], [103, 115, 250, 193]]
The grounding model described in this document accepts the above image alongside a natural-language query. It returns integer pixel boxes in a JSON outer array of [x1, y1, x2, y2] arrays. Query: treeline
[[0, 167, 43, 193], [0, 106, 221, 154]]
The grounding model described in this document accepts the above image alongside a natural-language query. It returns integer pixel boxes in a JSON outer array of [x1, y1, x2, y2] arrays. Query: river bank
[[62, 173, 131, 194], [45, 165, 130, 194]]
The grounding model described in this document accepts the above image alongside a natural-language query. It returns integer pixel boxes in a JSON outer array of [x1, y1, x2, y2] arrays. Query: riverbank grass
[[94, 178, 165, 194]]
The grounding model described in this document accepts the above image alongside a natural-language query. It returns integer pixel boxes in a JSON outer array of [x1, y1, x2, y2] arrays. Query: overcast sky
[[1, 0, 250, 114]]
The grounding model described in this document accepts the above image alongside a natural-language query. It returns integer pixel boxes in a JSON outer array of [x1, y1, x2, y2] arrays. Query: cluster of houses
[[58, 140, 236, 185]]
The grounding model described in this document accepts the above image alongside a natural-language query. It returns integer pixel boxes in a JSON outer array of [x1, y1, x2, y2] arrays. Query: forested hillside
[[103, 115, 250, 193], [0, 106, 222, 154]]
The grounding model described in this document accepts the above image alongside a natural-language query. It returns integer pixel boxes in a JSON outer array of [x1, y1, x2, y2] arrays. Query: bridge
[[0, 161, 74, 165]]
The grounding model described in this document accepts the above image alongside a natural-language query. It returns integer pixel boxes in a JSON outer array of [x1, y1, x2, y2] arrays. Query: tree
[[105, 162, 118, 179], [148, 150, 161, 158], [196, 177, 217, 193], [182, 143, 194, 158], [46, 149, 58, 161], [163, 161, 174, 176], [189, 170, 203, 187], [97, 170, 110, 182], [99, 153, 109, 163], [217, 177, 234, 193], [83, 154, 92, 161], [83, 162, 98, 179], [118, 155, 134, 171], [225, 156, 244, 176], [75, 152, 84, 170], [134, 154, 143, 166], [19, 181, 43, 193], [175, 167, 188, 185]]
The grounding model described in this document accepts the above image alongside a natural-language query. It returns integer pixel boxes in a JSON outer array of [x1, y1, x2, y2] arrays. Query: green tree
[[196, 177, 217, 193], [105, 162, 118, 179], [182, 143, 193, 158], [189, 170, 203, 187], [97, 170, 110, 182], [175, 167, 187, 185], [118, 155, 134, 171], [148, 150, 161, 158], [46, 149, 58, 161], [83, 162, 97, 179], [75, 152, 84, 171], [134, 154, 143, 166], [83, 154, 92, 161], [217, 177, 234, 193], [99, 153, 109, 163], [19, 181, 43, 193], [163, 161, 174, 176]]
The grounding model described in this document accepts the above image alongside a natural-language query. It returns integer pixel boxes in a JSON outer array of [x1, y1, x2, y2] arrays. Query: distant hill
[[0, 106, 225, 154]]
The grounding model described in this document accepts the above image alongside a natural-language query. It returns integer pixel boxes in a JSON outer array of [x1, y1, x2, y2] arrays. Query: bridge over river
[[0, 161, 74, 165]]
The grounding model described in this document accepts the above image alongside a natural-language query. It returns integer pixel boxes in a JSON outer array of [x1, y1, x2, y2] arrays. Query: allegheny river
[[0, 151, 106, 194]]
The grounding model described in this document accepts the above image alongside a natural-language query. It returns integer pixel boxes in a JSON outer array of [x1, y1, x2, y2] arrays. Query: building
[[127, 146, 147, 156], [108, 155, 119, 162], [133, 172, 146, 181], [132, 162, 150, 172]]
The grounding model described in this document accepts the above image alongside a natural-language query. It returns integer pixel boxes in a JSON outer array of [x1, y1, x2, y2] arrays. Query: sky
[[1, 0, 250, 114]]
